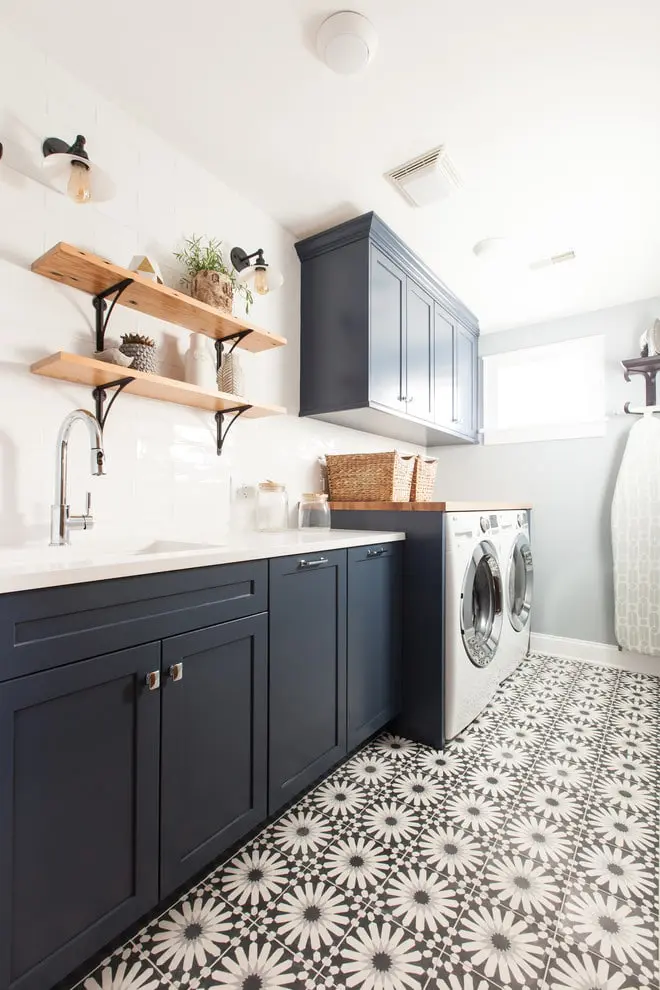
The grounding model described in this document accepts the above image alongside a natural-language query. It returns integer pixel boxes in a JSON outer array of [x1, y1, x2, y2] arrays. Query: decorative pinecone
[[119, 333, 158, 374]]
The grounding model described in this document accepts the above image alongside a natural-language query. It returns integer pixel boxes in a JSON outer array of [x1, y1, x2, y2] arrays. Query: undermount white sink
[[0, 540, 226, 570], [132, 540, 225, 555]]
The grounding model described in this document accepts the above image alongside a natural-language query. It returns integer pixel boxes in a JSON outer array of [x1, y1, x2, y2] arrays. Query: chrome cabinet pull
[[367, 547, 387, 557], [145, 670, 160, 691], [169, 662, 184, 682], [298, 557, 329, 568]]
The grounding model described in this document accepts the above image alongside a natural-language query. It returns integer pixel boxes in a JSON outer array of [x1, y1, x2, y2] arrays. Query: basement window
[[482, 335, 606, 444]]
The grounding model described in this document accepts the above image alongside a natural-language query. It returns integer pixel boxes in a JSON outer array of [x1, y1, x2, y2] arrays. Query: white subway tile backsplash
[[0, 27, 423, 552]]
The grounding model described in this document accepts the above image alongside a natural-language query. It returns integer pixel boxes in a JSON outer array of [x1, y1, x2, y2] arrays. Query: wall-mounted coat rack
[[622, 355, 660, 413]]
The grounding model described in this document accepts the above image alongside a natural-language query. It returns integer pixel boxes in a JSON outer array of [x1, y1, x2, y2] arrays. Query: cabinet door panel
[[347, 544, 402, 750], [269, 551, 347, 813], [160, 615, 267, 897], [455, 325, 477, 436], [405, 280, 434, 422], [0, 643, 160, 990], [434, 306, 455, 427], [369, 246, 406, 412]]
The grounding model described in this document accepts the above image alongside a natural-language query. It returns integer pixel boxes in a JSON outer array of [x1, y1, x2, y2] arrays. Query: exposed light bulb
[[67, 161, 91, 204], [254, 267, 269, 296]]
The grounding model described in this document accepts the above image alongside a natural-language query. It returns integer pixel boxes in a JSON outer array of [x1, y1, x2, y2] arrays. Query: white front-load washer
[[498, 510, 534, 682], [444, 511, 506, 739]]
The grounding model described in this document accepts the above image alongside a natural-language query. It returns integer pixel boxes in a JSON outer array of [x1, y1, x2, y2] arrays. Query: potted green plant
[[174, 235, 254, 315]]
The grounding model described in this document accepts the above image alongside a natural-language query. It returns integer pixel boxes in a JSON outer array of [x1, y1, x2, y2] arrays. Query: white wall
[[0, 29, 422, 551], [430, 296, 660, 646]]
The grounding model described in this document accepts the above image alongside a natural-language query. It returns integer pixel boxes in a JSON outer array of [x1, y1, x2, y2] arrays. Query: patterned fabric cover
[[612, 414, 660, 655]]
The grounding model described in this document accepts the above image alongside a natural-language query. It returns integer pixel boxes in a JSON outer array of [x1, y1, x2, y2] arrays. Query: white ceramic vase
[[184, 333, 216, 390]]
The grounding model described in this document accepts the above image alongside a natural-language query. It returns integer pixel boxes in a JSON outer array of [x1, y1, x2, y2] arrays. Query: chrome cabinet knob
[[145, 670, 160, 691], [169, 662, 184, 682]]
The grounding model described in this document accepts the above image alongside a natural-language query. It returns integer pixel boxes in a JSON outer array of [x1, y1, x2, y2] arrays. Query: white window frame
[[482, 335, 606, 445]]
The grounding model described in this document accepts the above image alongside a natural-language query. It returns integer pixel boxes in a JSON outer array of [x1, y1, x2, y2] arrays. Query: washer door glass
[[460, 540, 503, 667], [508, 533, 534, 632]]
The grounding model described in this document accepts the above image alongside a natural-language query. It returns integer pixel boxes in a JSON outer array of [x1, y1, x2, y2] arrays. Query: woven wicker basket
[[326, 451, 415, 502], [410, 455, 438, 502]]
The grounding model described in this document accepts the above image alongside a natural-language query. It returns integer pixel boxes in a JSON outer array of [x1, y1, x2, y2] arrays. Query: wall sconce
[[230, 246, 284, 296], [42, 134, 115, 204]]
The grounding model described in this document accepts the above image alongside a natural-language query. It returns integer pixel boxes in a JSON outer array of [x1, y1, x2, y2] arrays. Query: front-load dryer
[[498, 510, 534, 682], [444, 512, 505, 739]]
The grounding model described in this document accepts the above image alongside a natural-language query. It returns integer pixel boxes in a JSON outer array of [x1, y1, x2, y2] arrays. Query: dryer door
[[460, 540, 503, 667], [508, 533, 534, 632]]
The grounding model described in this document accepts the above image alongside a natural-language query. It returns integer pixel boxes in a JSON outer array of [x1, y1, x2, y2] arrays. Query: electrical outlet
[[235, 484, 255, 500]]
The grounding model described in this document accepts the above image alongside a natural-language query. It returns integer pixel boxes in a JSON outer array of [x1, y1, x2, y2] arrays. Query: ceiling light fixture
[[230, 246, 284, 297], [529, 250, 577, 271], [42, 133, 115, 204], [316, 11, 378, 75]]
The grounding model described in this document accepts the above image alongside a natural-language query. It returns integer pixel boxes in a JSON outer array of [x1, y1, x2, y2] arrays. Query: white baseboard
[[530, 633, 660, 676]]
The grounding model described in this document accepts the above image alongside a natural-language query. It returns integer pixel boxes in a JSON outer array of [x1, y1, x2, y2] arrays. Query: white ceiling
[[4, 0, 660, 332]]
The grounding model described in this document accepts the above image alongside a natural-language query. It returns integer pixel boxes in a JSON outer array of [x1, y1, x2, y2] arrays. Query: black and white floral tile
[[76, 654, 660, 990]]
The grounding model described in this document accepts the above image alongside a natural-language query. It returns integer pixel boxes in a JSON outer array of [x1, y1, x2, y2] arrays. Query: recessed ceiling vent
[[386, 146, 461, 207]]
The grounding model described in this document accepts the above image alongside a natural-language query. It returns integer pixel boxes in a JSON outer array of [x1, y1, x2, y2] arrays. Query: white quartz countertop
[[0, 530, 405, 595]]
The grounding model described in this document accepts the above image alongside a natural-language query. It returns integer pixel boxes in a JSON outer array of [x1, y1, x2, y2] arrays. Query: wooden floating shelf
[[31, 243, 287, 353], [30, 353, 286, 419]]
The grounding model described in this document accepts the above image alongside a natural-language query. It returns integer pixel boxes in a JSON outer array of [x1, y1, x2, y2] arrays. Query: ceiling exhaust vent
[[386, 146, 461, 207]]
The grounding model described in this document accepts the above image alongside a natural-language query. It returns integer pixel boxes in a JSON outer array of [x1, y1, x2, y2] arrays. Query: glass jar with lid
[[298, 493, 331, 530], [256, 481, 289, 531]]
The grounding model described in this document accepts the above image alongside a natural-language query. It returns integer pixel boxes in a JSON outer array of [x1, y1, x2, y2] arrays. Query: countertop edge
[[330, 502, 534, 511], [0, 531, 406, 595]]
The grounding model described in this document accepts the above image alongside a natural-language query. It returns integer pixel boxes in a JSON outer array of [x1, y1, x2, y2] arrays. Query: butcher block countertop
[[330, 501, 533, 511]]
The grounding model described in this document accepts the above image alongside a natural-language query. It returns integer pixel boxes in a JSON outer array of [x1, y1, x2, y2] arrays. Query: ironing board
[[611, 412, 660, 655]]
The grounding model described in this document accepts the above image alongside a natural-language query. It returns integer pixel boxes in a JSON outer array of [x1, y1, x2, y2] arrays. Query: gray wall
[[429, 296, 660, 645]]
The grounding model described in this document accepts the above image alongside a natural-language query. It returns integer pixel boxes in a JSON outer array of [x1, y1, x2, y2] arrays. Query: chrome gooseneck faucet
[[50, 409, 105, 546]]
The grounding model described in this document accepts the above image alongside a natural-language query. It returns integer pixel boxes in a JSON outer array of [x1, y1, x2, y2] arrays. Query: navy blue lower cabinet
[[159, 615, 268, 898], [0, 642, 161, 990], [268, 550, 347, 814], [346, 543, 403, 750]]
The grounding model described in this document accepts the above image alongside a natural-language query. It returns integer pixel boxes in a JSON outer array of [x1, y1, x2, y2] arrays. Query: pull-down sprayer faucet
[[50, 409, 105, 546]]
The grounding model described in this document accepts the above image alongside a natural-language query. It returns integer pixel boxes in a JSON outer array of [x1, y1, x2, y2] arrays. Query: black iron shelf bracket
[[93, 278, 135, 352], [93, 377, 135, 430], [622, 356, 660, 411], [214, 330, 254, 372], [215, 405, 252, 456]]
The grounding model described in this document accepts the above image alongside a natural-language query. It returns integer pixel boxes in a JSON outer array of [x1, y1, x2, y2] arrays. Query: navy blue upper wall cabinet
[[295, 212, 479, 445]]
